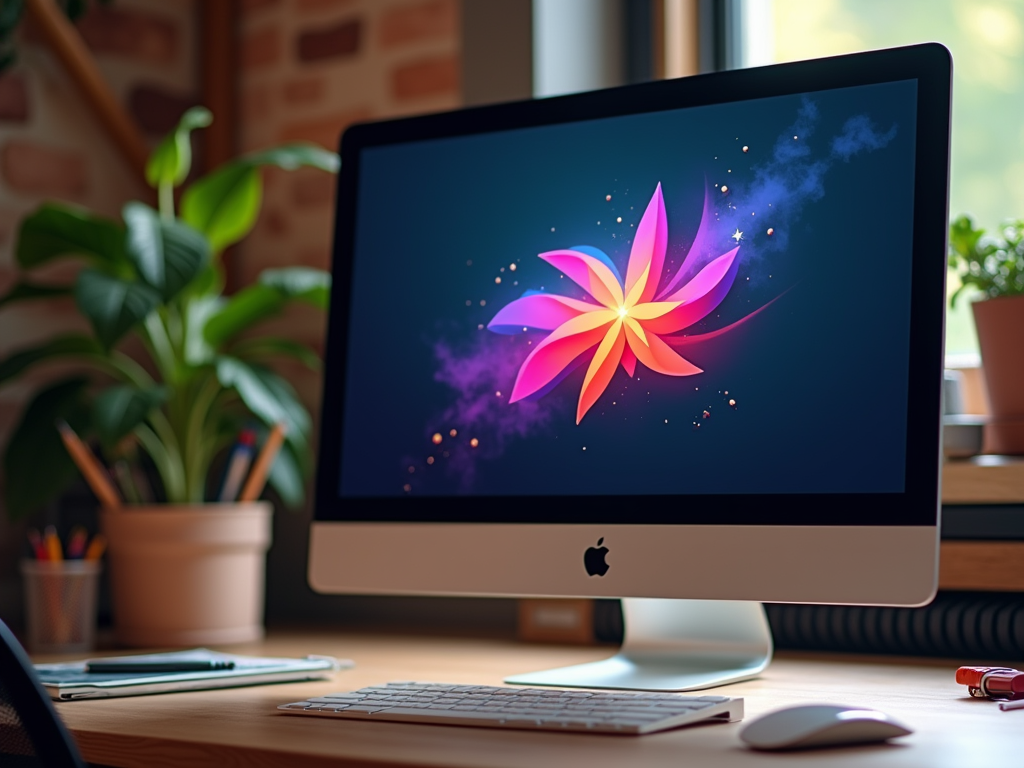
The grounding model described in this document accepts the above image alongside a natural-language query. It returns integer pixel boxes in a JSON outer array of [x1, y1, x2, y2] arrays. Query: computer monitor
[[311, 43, 951, 691]]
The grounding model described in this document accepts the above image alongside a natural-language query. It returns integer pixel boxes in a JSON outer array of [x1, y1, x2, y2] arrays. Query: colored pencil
[[56, 421, 123, 510], [44, 526, 63, 562], [238, 423, 287, 502], [84, 534, 107, 562]]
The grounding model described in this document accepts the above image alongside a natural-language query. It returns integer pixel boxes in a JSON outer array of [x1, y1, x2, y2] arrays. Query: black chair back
[[0, 618, 85, 767]]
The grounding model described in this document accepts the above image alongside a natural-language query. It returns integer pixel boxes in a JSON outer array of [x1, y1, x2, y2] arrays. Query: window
[[738, 0, 1024, 362]]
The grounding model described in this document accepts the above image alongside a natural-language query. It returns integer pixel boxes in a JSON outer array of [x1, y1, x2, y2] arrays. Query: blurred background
[[0, 0, 1017, 634]]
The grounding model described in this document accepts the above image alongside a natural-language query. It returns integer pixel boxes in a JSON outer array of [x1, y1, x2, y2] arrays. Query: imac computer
[[311, 43, 951, 691]]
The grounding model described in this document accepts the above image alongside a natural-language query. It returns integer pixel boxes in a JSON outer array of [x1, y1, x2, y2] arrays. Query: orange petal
[[624, 323, 702, 376], [577, 320, 625, 423]]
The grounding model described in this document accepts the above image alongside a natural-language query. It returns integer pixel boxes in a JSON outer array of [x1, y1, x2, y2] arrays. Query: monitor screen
[[317, 45, 948, 532]]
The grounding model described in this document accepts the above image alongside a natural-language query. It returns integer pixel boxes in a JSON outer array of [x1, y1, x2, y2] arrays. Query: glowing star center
[[618, 306, 629, 318], [731, 229, 744, 242]]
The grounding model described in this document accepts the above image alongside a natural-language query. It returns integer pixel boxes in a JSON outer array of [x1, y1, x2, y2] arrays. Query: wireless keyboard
[[278, 681, 743, 735]]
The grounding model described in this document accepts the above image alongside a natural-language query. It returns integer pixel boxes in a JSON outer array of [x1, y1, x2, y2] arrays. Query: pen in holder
[[20, 559, 102, 654]]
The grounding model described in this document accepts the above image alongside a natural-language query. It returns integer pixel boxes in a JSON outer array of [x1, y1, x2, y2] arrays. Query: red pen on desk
[[956, 666, 1024, 700]]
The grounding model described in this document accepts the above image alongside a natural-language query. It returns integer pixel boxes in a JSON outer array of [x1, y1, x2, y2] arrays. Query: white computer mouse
[[739, 704, 913, 751]]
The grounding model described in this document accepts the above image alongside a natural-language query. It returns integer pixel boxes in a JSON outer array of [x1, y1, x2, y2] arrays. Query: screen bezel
[[315, 43, 951, 528]]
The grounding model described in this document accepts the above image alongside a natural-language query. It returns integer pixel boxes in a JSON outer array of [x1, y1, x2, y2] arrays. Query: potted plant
[[948, 215, 1024, 454], [0, 107, 338, 644]]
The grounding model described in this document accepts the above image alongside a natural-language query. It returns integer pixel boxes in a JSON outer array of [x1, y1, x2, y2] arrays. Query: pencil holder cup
[[20, 559, 102, 654]]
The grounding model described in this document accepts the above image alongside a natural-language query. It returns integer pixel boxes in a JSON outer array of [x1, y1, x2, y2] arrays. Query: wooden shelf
[[942, 456, 1024, 504], [939, 541, 1024, 591]]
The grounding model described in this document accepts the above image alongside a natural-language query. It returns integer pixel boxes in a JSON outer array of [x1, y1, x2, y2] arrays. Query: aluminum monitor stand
[[506, 599, 773, 692]]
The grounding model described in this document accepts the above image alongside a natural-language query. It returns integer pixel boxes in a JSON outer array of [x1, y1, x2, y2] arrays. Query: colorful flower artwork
[[488, 183, 742, 423]]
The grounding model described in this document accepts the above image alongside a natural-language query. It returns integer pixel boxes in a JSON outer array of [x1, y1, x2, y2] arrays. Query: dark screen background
[[337, 81, 918, 498]]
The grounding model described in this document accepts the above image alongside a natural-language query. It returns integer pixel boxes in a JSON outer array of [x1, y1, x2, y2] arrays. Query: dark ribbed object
[[593, 593, 1024, 660], [765, 592, 1024, 660]]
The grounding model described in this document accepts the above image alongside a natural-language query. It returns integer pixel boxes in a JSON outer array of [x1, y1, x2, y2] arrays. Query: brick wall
[[0, 0, 200, 619], [235, 0, 462, 406]]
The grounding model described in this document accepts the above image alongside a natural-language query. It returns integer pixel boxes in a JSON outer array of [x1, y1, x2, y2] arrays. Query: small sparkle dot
[[509, 263, 516, 271], [721, 185, 729, 193], [470, 438, 479, 448], [495, 277, 501, 284], [495, 391, 502, 397], [500, 267, 505, 272], [403, 483, 411, 492], [703, 410, 710, 419], [432, 433, 443, 444], [605, 194, 612, 201], [664, 419, 669, 424], [427, 456, 435, 464], [767, 227, 774, 235], [408, 465, 416, 473], [616, 217, 622, 223], [742, 145, 749, 152], [450, 429, 458, 437], [793, 135, 798, 140], [477, 323, 483, 330], [479, 299, 486, 306], [551, 227, 556, 232], [729, 399, 737, 407], [465, 300, 471, 306], [582, 446, 587, 451]]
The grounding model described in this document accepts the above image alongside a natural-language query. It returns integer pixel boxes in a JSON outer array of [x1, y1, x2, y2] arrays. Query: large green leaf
[[3, 377, 91, 520], [145, 106, 212, 188], [266, 440, 305, 508], [259, 267, 330, 308], [15, 203, 125, 269], [181, 143, 338, 253], [231, 336, 321, 370], [0, 334, 104, 386], [75, 269, 160, 349], [123, 203, 210, 301], [0, 280, 73, 310], [245, 144, 340, 173], [214, 357, 311, 461], [180, 163, 261, 254], [93, 385, 167, 450], [184, 294, 225, 366], [203, 267, 331, 348]]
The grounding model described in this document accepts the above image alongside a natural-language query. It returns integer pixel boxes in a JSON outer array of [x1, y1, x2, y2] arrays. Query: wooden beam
[[25, 0, 150, 182], [199, 0, 237, 174]]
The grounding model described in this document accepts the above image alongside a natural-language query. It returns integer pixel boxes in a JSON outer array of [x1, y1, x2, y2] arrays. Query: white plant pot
[[100, 503, 272, 647]]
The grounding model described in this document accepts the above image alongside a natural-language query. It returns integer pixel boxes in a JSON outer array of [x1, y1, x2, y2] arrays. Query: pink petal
[[625, 183, 668, 305], [624, 324, 702, 376], [657, 183, 715, 300], [539, 250, 624, 309], [488, 293, 601, 334], [509, 310, 617, 402], [639, 247, 740, 336], [577, 321, 626, 423], [620, 344, 637, 376]]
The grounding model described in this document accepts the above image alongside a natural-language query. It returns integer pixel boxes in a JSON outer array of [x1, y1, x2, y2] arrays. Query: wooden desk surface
[[54, 631, 1017, 768]]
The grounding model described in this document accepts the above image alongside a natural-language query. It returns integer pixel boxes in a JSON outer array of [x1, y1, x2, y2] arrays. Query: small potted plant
[[948, 215, 1024, 454], [0, 107, 337, 645]]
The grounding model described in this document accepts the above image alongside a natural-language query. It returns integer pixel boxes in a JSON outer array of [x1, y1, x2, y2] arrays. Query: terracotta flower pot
[[972, 294, 1024, 454], [100, 502, 272, 647]]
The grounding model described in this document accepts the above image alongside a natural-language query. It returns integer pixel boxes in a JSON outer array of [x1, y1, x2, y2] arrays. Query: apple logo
[[584, 538, 610, 577]]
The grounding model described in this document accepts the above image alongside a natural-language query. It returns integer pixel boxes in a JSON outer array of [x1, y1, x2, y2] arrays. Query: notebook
[[35, 648, 350, 700]]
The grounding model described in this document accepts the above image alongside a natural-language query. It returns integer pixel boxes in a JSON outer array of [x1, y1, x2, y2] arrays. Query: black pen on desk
[[85, 660, 236, 673]]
